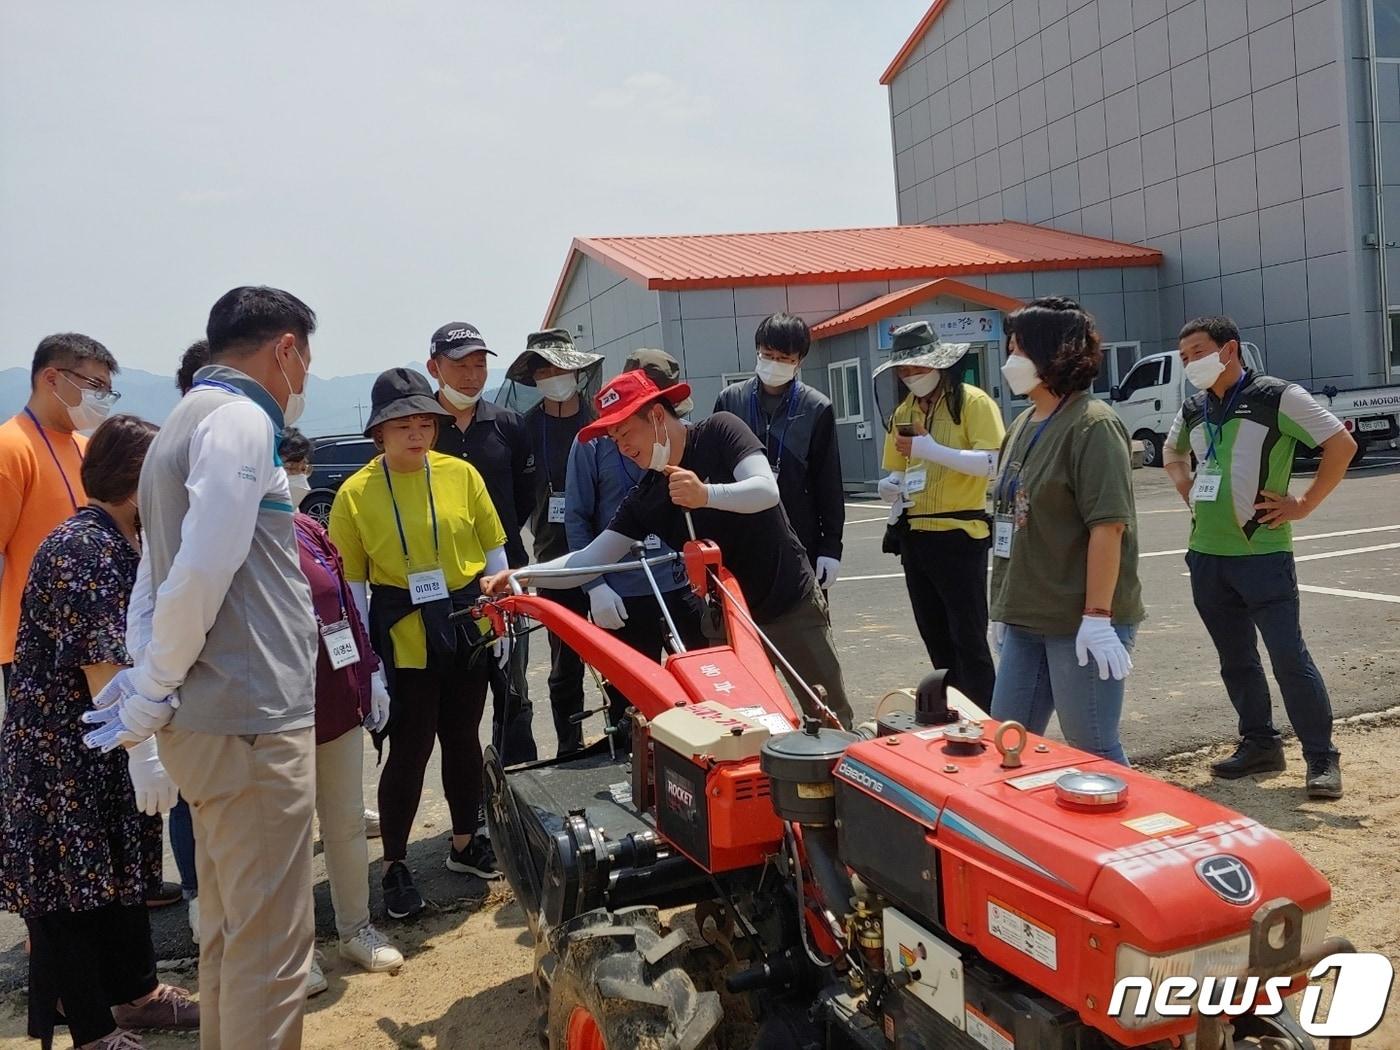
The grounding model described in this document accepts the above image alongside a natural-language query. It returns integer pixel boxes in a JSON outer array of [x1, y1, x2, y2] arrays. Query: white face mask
[[60, 376, 113, 432], [1184, 351, 1227, 390], [279, 345, 310, 426], [648, 412, 671, 471], [904, 370, 940, 398], [537, 374, 579, 403], [439, 382, 481, 409], [287, 473, 311, 504], [755, 357, 797, 388], [1001, 354, 1042, 396]]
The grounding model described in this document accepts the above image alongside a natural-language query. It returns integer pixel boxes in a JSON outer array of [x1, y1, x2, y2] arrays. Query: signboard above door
[[876, 310, 1005, 351]]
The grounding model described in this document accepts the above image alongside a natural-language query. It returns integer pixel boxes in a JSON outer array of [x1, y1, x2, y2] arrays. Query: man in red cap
[[481, 371, 853, 727]]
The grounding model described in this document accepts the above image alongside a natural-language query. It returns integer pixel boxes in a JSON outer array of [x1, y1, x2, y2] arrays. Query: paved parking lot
[[2, 452, 1396, 985]]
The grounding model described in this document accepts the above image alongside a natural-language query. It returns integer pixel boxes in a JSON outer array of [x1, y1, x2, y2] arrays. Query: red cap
[[578, 370, 692, 443]]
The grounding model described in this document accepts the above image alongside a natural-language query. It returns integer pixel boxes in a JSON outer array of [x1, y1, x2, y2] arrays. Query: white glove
[[81, 669, 179, 751], [989, 621, 1007, 655], [1075, 615, 1133, 681], [125, 737, 178, 816], [589, 583, 628, 631], [492, 629, 512, 670], [366, 671, 391, 733], [877, 472, 905, 504], [815, 557, 841, 589]]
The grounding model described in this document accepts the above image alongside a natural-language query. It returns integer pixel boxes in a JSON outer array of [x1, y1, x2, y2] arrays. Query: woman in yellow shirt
[[876, 321, 1006, 706], [329, 368, 508, 920]]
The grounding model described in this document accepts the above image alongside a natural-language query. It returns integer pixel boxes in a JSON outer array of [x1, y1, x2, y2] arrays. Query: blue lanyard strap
[[382, 457, 439, 566], [748, 381, 799, 472], [538, 413, 564, 494], [612, 442, 641, 493], [293, 518, 347, 621], [994, 397, 1066, 507], [1203, 373, 1248, 465], [23, 408, 80, 513]]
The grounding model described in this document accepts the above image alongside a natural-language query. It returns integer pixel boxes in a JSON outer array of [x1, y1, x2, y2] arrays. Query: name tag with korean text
[[993, 514, 1014, 559], [320, 620, 360, 670], [1192, 467, 1222, 503], [408, 566, 448, 605], [903, 467, 928, 495], [548, 495, 567, 524]]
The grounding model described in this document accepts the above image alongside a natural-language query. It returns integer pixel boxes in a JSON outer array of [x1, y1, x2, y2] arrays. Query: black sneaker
[[1210, 739, 1286, 779], [382, 861, 424, 920], [446, 836, 501, 879], [1305, 756, 1343, 799]]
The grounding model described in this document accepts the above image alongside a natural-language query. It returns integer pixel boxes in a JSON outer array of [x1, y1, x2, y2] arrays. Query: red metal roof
[[881, 0, 950, 86], [809, 277, 1025, 340], [543, 222, 1161, 325]]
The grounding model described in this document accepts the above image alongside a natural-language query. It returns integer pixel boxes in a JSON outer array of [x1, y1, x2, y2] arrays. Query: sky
[[0, 1, 929, 379]]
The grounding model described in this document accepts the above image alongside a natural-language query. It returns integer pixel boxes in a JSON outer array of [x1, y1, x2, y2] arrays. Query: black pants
[[546, 587, 593, 756], [26, 902, 157, 1047], [899, 527, 996, 707], [602, 588, 707, 727], [490, 630, 537, 766], [1187, 550, 1337, 760], [379, 643, 491, 861]]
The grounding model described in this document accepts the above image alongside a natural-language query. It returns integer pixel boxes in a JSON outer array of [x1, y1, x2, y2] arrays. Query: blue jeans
[[991, 624, 1137, 765], [169, 796, 198, 898]]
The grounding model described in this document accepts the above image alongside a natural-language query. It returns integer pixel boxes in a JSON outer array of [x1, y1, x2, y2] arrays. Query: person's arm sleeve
[[347, 579, 369, 633], [565, 438, 606, 593], [810, 403, 844, 560], [1163, 408, 1192, 465], [129, 401, 274, 698], [522, 530, 634, 589], [328, 487, 368, 583], [485, 545, 507, 576], [1072, 416, 1136, 528], [706, 452, 780, 513], [467, 464, 508, 554], [45, 534, 131, 671], [125, 548, 155, 664], [511, 419, 536, 528], [0, 475, 22, 557], [908, 437, 1000, 477], [1278, 385, 1345, 448]]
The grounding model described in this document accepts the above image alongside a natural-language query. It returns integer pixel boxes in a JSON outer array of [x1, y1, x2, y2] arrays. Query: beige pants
[[315, 728, 369, 941], [159, 726, 316, 1050]]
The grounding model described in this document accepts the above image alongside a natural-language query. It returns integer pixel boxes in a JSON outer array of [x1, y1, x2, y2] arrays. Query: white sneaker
[[339, 924, 404, 973], [306, 955, 329, 998], [364, 808, 381, 839], [188, 898, 200, 946]]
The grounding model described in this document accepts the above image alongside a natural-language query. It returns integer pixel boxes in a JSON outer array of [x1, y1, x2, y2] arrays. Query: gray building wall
[[551, 255, 664, 375], [886, 0, 1390, 389]]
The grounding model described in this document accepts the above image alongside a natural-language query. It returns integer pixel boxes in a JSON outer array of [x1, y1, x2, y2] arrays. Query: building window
[[828, 359, 864, 423], [1376, 5, 1400, 59], [720, 371, 752, 388]]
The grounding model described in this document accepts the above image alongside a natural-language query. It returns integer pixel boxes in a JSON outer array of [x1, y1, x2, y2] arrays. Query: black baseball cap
[[429, 322, 494, 360]]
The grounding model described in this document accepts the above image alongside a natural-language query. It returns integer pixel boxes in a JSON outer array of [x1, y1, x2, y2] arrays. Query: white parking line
[[1297, 584, 1400, 604], [1294, 541, 1400, 563]]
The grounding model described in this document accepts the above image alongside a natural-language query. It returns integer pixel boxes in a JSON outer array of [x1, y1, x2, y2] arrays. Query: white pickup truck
[[1109, 344, 1400, 465]]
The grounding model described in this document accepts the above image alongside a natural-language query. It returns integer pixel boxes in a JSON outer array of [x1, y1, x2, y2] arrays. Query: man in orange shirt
[[0, 333, 120, 686]]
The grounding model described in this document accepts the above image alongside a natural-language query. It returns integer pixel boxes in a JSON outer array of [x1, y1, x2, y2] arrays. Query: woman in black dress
[[0, 416, 198, 1050]]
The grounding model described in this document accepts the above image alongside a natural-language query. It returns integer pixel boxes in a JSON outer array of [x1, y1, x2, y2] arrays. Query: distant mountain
[[0, 365, 505, 440]]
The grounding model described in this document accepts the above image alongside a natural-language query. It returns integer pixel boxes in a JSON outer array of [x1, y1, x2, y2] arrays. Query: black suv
[[300, 434, 379, 524]]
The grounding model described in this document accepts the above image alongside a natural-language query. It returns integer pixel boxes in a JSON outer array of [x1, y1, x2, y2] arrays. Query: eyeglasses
[[60, 369, 121, 404], [757, 350, 801, 365]]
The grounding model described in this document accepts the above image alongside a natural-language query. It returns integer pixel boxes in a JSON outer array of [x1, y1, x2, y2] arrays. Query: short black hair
[[81, 414, 157, 503], [30, 333, 119, 386], [1004, 296, 1102, 396], [278, 426, 313, 464], [754, 313, 811, 359], [176, 339, 211, 394], [1178, 315, 1241, 348], [206, 286, 317, 357]]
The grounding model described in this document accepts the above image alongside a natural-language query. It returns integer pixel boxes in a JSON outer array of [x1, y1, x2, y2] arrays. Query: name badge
[[547, 495, 567, 524], [1192, 467, 1222, 503], [644, 533, 662, 550], [903, 467, 928, 494], [408, 566, 449, 605], [320, 619, 360, 670], [993, 514, 1014, 559]]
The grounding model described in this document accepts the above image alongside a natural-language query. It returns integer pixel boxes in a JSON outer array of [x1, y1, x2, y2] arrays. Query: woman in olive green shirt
[[988, 297, 1144, 765]]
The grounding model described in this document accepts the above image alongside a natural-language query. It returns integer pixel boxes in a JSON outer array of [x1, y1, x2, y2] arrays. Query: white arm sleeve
[[1163, 408, 1193, 466], [129, 401, 275, 698], [909, 435, 999, 478], [484, 545, 508, 576], [523, 530, 634, 590], [705, 452, 780, 513], [125, 548, 155, 664], [347, 579, 369, 631]]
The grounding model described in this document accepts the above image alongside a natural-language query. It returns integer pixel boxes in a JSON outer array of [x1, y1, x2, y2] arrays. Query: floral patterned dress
[[0, 507, 161, 919]]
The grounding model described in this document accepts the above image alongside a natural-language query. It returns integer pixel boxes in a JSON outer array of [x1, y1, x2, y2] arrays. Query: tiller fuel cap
[[1054, 771, 1129, 810]]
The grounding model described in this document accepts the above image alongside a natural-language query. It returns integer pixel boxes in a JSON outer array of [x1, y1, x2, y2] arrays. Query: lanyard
[[612, 442, 642, 494], [382, 456, 439, 566], [748, 381, 799, 474], [994, 397, 1066, 508], [23, 407, 81, 513], [293, 518, 346, 621], [1203, 373, 1248, 465], [538, 413, 574, 494]]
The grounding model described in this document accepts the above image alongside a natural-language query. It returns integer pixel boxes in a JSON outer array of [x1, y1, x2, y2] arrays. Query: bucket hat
[[362, 367, 454, 437], [577, 370, 692, 444], [871, 320, 971, 380], [506, 328, 604, 385]]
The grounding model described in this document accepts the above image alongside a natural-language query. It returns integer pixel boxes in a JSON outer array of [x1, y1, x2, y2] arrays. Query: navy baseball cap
[[429, 322, 494, 359]]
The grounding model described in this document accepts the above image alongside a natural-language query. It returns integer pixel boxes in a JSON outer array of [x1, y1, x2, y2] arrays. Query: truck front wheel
[[1136, 430, 1165, 468]]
